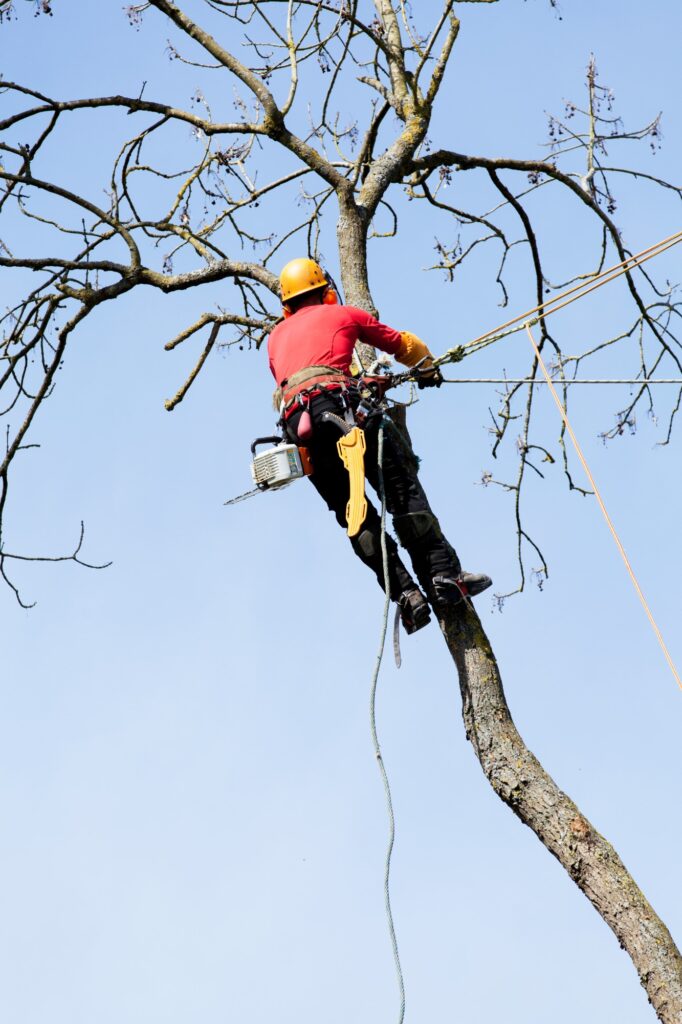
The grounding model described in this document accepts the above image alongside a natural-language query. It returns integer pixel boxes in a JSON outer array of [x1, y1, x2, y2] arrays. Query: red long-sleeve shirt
[[268, 304, 402, 385]]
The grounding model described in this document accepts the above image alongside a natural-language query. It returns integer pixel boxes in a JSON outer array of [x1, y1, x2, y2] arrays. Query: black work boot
[[397, 587, 432, 634], [432, 571, 492, 608]]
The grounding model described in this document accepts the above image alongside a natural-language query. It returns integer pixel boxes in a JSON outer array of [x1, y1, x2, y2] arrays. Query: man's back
[[268, 303, 401, 385]]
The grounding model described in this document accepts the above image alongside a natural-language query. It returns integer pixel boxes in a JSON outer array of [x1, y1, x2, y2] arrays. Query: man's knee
[[393, 511, 441, 547], [356, 527, 377, 558]]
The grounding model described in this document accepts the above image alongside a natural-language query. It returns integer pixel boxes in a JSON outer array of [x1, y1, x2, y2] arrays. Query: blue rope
[[369, 421, 406, 1023]]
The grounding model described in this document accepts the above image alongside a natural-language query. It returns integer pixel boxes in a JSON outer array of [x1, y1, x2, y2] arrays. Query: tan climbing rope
[[433, 229, 682, 368], [525, 321, 682, 692]]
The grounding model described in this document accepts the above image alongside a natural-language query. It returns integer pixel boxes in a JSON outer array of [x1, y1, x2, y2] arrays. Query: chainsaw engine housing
[[251, 442, 305, 490]]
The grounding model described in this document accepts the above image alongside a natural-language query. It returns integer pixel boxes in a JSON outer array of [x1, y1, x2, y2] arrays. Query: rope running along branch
[[370, 421, 406, 1023]]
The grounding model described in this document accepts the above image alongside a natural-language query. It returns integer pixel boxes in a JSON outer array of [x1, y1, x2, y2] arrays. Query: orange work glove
[[394, 331, 443, 388]]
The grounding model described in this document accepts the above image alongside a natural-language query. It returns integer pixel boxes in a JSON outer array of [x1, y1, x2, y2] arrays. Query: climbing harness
[[225, 372, 396, 528], [274, 364, 350, 414], [317, 375, 402, 536]]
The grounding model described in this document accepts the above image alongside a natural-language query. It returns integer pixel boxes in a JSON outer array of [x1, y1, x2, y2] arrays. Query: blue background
[[1, 2, 681, 1021]]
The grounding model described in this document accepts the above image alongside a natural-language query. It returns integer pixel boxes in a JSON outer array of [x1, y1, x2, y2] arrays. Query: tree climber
[[268, 258, 492, 634]]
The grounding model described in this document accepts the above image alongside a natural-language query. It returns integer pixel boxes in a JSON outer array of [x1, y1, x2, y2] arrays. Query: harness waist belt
[[274, 365, 353, 413]]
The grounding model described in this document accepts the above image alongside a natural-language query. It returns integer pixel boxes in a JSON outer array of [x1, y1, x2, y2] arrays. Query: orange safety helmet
[[280, 257, 329, 303]]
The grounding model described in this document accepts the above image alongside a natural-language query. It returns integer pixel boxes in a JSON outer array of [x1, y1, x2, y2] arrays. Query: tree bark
[[441, 601, 682, 1022], [337, 197, 375, 314]]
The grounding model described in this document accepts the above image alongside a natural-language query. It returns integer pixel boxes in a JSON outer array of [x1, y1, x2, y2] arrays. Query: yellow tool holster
[[336, 427, 368, 537]]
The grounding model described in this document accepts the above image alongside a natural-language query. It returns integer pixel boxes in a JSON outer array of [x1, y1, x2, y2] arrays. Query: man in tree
[[4, 4, 682, 1015], [268, 257, 492, 634]]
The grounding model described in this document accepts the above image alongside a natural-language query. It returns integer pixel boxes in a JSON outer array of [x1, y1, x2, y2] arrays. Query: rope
[[438, 378, 682, 386], [432, 228, 682, 370], [370, 422, 406, 1023], [525, 322, 682, 693]]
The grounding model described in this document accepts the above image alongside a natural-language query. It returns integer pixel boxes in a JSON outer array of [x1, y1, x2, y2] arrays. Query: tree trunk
[[336, 197, 383, 372], [337, 199, 374, 309], [441, 601, 682, 1022], [337, 212, 682, 1024]]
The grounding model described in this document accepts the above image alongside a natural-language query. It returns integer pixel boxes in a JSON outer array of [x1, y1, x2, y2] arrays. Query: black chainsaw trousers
[[286, 389, 461, 599]]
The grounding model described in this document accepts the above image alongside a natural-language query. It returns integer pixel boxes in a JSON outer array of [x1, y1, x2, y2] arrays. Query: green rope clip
[[434, 343, 465, 368]]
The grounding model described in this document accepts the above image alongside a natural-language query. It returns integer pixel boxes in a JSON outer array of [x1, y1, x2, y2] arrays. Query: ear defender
[[282, 285, 336, 318]]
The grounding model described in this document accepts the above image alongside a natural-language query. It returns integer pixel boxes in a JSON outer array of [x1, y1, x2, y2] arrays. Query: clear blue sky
[[1, 2, 681, 1022]]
